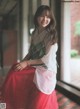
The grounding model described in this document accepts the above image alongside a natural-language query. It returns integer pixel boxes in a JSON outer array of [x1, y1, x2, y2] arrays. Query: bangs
[[40, 10, 52, 18]]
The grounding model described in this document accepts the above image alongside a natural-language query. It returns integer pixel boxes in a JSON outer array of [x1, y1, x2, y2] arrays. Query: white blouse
[[33, 43, 58, 94]]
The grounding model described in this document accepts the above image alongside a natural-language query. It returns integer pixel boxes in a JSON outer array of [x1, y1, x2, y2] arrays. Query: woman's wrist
[[27, 60, 31, 66], [27, 59, 43, 66]]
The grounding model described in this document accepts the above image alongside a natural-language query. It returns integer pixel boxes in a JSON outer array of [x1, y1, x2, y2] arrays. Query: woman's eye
[[40, 15, 44, 17]]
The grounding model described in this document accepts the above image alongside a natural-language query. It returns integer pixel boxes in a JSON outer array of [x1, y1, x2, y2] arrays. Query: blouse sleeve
[[41, 43, 58, 70]]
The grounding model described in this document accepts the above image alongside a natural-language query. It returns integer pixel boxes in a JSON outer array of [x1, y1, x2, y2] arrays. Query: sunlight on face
[[37, 10, 51, 28]]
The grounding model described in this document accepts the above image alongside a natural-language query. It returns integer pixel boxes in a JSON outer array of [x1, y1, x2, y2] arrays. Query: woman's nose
[[43, 16, 47, 21]]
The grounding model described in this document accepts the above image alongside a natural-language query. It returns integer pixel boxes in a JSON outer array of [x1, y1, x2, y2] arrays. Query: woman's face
[[37, 10, 51, 28]]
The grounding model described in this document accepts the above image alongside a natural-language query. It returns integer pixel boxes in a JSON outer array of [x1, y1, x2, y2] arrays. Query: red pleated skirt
[[1, 64, 58, 109]]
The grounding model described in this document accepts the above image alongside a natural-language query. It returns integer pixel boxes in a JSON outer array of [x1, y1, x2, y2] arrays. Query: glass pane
[[70, 2, 80, 88]]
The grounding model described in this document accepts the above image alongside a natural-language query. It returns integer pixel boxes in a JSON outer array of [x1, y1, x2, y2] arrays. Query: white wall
[[22, 0, 29, 58], [61, 2, 71, 82]]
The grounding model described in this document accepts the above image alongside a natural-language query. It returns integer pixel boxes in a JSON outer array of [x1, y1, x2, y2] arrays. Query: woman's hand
[[14, 61, 28, 71], [13, 59, 43, 71]]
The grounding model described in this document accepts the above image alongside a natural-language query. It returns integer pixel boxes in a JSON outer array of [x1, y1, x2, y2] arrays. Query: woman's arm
[[27, 59, 43, 66], [14, 59, 43, 71]]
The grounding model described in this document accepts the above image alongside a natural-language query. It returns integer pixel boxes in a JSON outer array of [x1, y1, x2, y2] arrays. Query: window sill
[[56, 81, 80, 105]]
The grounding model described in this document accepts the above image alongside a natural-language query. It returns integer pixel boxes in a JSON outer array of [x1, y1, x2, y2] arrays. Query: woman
[[1, 5, 58, 109]]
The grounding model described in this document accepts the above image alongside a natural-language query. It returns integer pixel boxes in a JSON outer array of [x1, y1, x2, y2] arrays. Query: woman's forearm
[[27, 59, 43, 66]]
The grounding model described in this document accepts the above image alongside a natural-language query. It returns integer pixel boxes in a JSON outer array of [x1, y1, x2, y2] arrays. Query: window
[[60, 0, 80, 89]]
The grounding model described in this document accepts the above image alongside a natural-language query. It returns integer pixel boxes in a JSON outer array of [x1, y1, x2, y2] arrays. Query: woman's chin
[[42, 24, 47, 27]]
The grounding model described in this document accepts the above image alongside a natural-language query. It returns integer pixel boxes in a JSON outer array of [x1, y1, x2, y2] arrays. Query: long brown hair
[[34, 5, 58, 45]]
